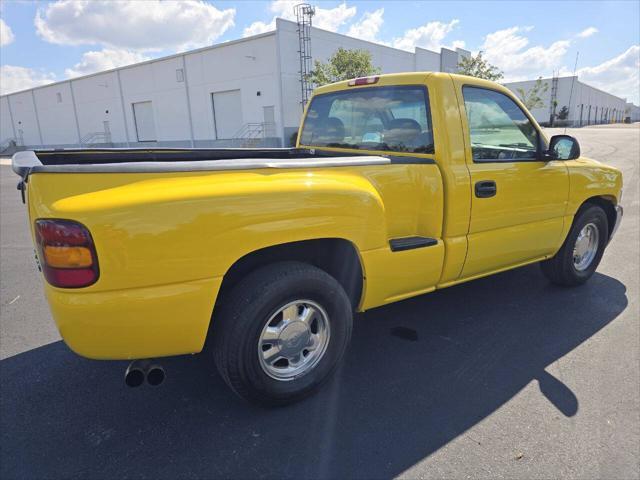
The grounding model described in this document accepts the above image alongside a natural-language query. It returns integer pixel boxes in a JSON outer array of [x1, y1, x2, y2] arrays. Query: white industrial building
[[504, 76, 635, 127], [2, 15, 636, 153], [0, 17, 470, 152], [626, 102, 640, 123]]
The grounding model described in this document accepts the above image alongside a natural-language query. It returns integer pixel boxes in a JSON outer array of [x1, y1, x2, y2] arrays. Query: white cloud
[[1, 18, 14, 46], [481, 26, 571, 81], [347, 8, 384, 43], [0, 65, 56, 95], [64, 48, 150, 78], [243, 1, 356, 37], [392, 19, 462, 52], [242, 20, 274, 37], [577, 27, 598, 38], [571, 45, 640, 104], [35, 0, 235, 51], [314, 2, 356, 32]]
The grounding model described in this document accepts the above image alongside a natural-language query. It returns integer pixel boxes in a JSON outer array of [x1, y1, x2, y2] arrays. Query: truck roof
[[312, 71, 517, 103], [313, 71, 444, 95]]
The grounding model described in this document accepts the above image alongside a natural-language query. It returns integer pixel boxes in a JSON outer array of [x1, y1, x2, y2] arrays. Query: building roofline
[[503, 75, 578, 85], [275, 17, 420, 56], [504, 75, 628, 103], [414, 46, 440, 55], [573, 78, 628, 103], [0, 30, 277, 99], [3, 17, 461, 100]]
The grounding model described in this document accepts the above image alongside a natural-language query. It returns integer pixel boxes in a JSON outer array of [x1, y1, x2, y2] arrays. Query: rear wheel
[[213, 261, 352, 406], [540, 204, 609, 286]]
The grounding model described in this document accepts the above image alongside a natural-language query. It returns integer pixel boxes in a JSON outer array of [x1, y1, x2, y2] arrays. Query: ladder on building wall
[[295, 3, 315, 109], [549, 73, 559, 126]]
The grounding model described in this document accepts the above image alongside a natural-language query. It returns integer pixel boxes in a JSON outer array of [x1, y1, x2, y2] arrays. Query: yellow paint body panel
[[45, 278, 222, 359], [24, 72, 622, 360], [27, 163, 445, 359], [360, 242, 444, 309]]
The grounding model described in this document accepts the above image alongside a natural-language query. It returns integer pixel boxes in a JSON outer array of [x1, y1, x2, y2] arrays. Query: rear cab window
[[299, 86, 434, 155]]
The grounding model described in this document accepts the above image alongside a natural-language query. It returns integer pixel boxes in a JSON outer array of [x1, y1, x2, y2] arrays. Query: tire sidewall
[[565, 206, 608, 282], [234, 270, 352, 403]]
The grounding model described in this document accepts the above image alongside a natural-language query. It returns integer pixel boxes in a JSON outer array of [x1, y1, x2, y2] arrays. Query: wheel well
[[217, 238, 364, 311], [583, 196, 617, 238]]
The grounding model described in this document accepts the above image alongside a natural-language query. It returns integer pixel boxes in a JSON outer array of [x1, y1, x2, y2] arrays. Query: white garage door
[[212, 90, 243, 139], [132, 101, 156, 142], [263, 106, 276, 137]]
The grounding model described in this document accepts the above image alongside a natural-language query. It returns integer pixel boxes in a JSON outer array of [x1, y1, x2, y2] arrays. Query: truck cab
[[298, 73, 621, 287]]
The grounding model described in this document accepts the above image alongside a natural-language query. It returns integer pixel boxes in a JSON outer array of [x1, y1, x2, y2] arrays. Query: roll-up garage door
[[132, 101, 157, 142], [212, 90, 243, 139]]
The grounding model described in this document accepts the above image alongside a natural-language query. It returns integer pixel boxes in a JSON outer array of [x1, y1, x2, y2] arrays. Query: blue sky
[[1, 1, 639, 102]]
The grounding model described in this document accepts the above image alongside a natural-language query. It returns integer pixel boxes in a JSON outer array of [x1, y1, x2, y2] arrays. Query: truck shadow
[[0, 266, 628, 479]]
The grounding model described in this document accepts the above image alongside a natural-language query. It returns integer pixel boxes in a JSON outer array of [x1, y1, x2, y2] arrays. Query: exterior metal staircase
[[80, 132, 111, 146], [0, 137, 21, 155], [80, 121, 113, 146], [231, 122, 276, 147]]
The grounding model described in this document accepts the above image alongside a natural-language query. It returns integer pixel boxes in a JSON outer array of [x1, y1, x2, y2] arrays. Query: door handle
[[475, 180, 497, 198]]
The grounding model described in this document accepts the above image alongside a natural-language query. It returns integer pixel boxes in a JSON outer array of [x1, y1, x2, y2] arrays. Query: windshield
[[299, 86, 434, 154]]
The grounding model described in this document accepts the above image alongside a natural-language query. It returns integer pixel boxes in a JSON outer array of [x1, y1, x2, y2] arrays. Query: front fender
[[566, 157, 623, 214]]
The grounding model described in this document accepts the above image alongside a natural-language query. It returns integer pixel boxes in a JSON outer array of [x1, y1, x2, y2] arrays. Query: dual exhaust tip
[[125, 360, 165, 387]]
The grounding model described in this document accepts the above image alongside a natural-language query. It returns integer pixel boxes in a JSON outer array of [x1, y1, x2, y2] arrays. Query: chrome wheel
[[573, 223, 600, 271], [258, 300, 330, 381]]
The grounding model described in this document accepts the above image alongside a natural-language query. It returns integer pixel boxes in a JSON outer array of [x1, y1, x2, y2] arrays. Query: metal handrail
[[231, 122, 276, 140], [80, 131, 112, 146], [80, 132, 104, 144], [0, 137, 19, 153]]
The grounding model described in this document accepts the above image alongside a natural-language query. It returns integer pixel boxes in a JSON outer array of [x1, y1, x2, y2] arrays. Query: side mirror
[[546, 134, 580, 160]]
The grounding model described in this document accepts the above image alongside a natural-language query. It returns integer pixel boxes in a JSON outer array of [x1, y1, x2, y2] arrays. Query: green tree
[[516, 77, 549, 110], [557, 105, 569, 120], [307, 48, 381, 86], [457, 51, 503, 81]]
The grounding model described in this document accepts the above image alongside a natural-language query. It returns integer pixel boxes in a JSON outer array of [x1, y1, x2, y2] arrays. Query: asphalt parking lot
[[1, 125, 638, 479]]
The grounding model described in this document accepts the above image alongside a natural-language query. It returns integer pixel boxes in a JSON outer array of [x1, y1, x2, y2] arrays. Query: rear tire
[[213, 261, 353, 406], [540, 204, 608, 286]]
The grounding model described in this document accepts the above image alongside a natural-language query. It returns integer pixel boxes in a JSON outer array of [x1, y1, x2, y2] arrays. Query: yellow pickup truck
[[13, 72, 623, 405]]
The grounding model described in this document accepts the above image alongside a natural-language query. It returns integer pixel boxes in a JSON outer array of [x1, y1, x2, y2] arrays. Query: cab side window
[[463, 87, 540, 162]]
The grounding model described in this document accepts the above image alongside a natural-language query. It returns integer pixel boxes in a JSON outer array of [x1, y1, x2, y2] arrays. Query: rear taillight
[[34, 219, 99, 288]]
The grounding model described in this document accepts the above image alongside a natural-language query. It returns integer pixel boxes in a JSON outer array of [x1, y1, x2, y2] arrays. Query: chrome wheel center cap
[[258, 299, 331, 381], [279, 322, 310, 356], [575, 235, 589, 257], [573, 223, 599, 271]]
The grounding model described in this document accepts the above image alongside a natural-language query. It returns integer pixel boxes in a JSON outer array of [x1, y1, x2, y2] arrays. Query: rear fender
[[28, 169, 389, 293]]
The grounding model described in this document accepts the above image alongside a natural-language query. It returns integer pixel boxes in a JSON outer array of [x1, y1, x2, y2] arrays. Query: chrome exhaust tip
[[124, 362, 145, 388], [146, 365, 165, 386]]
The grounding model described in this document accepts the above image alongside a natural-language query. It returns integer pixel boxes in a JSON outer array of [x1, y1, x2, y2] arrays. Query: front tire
[[540, 204, 609, 286], [213, 261, 353, 406]]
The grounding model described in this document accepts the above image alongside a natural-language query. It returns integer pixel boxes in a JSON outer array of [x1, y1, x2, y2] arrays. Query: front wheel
[[540, 204, 609, 286], [212, 262, 353, 406]]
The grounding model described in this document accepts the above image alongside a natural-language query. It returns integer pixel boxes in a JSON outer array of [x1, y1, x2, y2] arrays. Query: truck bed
[[12, 148, 390, 178]]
